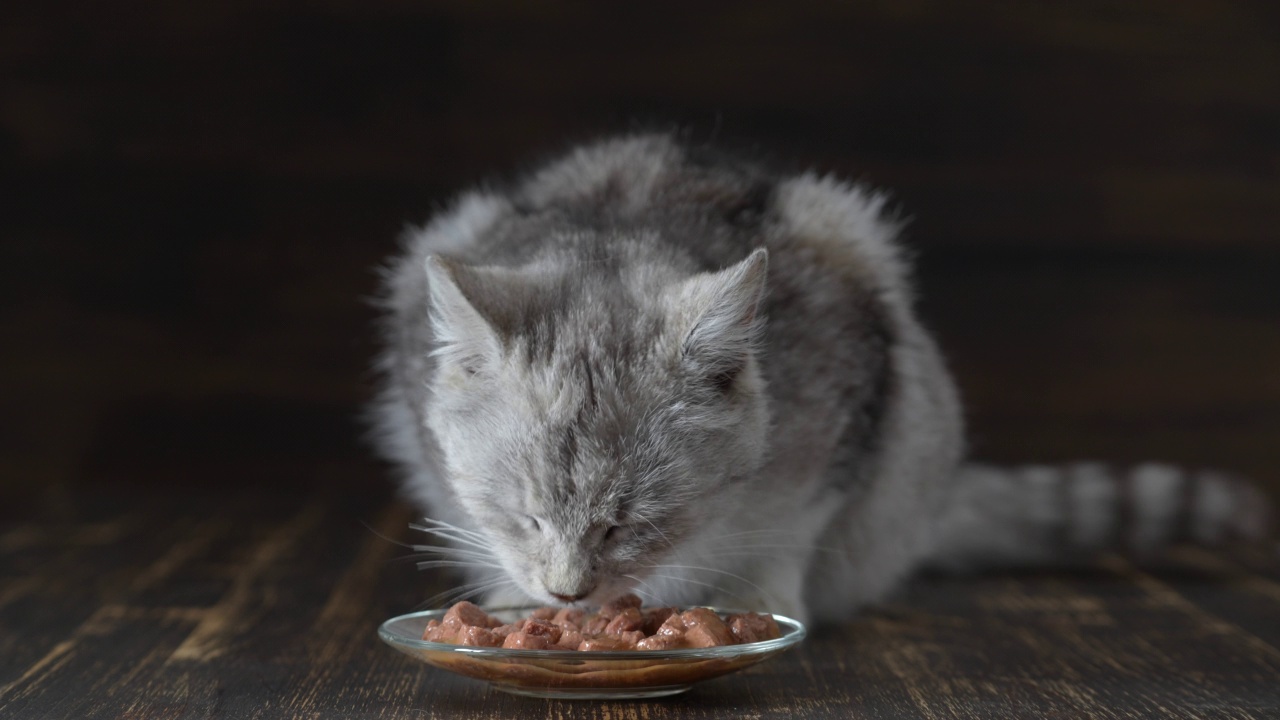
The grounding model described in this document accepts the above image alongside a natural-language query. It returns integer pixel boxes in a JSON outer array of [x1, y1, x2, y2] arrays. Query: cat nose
[[549, 590, 590, 603]]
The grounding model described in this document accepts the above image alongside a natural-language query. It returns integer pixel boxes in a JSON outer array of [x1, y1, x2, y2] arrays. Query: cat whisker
[[411, 536, 497, 558], [623, 585, 657, 606], [358, 518, 416, 549], [413, 516, 488, 536], [647, 563, 776, 605], [414, 560, 505, 571], [411, 517, 492, 544], [471, 578, 522, 604], [704, 543, 843, 557], [409, 525, 494, 553], [645, 572, 753, 607], [409, 535, 498, 558], [439, 579, 517, 607], [702, 528, 807, 543], [417, 576, 515, 611], [386, 552, 498, 568], [409, 522, 486, 537], [621, 573, 661, 604], [407, 545, 501, 562], [625, 511, 675, 548]]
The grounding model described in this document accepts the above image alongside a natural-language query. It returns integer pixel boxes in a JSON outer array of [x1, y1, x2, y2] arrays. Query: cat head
[[422, 248, 771, 605]]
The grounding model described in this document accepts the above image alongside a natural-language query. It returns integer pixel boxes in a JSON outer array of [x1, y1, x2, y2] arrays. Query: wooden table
[[2, 482, 1277, 719]]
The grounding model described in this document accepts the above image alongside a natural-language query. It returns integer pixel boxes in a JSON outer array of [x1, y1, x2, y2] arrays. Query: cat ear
[[424, 256, 503, 375], [678, 248, 769, 390]]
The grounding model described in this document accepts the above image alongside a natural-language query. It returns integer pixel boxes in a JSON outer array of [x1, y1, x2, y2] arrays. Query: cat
[[370, 134, 1270, 624]]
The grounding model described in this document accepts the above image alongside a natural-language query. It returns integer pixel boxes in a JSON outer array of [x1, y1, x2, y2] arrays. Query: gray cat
[[371, 134, 1268, 624]]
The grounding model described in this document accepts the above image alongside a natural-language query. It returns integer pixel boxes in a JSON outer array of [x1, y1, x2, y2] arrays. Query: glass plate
[[378, 606, 806, 699]]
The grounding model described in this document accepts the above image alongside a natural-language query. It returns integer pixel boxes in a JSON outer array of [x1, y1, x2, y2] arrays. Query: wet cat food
[[421, 594, 781, 651]]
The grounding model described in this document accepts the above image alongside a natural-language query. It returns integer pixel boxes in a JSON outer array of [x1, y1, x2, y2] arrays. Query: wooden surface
[[1, 485, 1279, 719], [2, 0, 1279, 717]]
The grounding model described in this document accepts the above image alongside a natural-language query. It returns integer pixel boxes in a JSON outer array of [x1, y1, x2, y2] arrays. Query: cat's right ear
[[424, 256, 502, 376]]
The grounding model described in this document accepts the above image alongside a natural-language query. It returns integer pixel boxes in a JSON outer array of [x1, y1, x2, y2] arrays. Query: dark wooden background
[[2, 1, 1279, 717], [4, 1, 1278, 518]]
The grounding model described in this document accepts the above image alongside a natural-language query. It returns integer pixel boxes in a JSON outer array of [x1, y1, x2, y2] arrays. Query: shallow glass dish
[[378, 606, 806, 699]]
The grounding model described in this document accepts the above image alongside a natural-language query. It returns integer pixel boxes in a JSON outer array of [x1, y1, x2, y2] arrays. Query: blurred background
[[3, 1, 1278, 521]]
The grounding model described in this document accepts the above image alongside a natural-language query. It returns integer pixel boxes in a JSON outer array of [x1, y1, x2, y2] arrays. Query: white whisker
[[446, 579, 518, 607], [703, 528, 801, 542], [414, 560, 504, 571], [386, 551, 495, 568], [359, 519, 416, 549], [413, 516, 488, 538], [419, 576, 515, 610], [645, 572, 753, 607], [625, 511, 675, 548], [647, 563, 775, 604], [409, 526, 494, 553], [702, 543, 842, 557], [408, 545, 500, 562], [621, 573, 661, 603], [411, 518, 492, 542]]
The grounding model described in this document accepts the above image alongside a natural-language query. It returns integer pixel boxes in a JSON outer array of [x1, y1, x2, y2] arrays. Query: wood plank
[[169, 502, 326, 662], [0, 509, 183, 690], [898, 566, 1280, 718], [3, 493, 1279, 717]]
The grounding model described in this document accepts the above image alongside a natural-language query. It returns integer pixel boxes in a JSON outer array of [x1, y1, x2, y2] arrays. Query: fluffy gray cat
[[371, 134, 1269, 624]]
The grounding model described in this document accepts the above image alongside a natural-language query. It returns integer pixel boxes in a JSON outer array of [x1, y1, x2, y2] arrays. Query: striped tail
[[928, 463, 1272, 572]]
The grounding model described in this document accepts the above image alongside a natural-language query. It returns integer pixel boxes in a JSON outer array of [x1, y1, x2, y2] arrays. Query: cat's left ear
[[676, 248, 768, 389]]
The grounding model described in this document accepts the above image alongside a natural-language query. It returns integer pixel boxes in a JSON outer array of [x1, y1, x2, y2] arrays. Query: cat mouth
[[548, 589, 593, 604], [536, 579, 630, 608]]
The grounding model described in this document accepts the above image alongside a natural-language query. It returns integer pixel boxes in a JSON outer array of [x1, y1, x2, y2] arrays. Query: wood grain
[[1, 489, 1277, 719]]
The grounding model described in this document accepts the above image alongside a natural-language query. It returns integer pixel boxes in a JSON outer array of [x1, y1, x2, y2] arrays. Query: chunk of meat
[[598, 593, 643, 618], [635, 633, 686, 651], [555, 629, 584, 650], [490, 623, 518, 640], [529, 607, 557, 621], [442, 601, 502, 629], [582, 613, 611, 635], [426, 600, 507, 645], [579, 634, 639, 651], [502, 630, 552, 650], [455, 625, 502, 647], [425, 618, 484, 644], [552, 607, 585, 630], [654, 613, 686, 637], [422, 619, 449, 642], [727, 612, 782, 644], [604, 607, 644, 635], [642, 607, 678, 635], [519, 618, 563, 644], [680, 608, 736, 648]]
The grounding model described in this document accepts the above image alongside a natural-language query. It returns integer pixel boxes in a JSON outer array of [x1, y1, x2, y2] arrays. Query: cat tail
[[926, 462, 1272, 571]]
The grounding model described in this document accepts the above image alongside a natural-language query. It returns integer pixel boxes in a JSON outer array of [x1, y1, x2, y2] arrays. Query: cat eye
[[520, 514, 542, 533]]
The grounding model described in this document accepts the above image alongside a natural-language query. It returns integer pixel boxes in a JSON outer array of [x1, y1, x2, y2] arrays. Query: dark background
[[3, 1, 1278, 521]]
